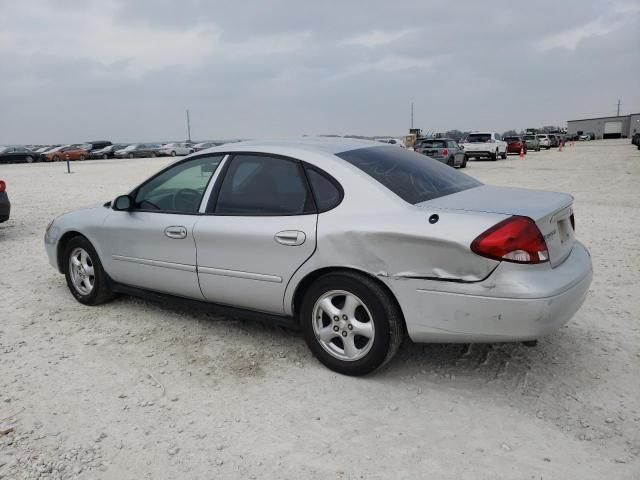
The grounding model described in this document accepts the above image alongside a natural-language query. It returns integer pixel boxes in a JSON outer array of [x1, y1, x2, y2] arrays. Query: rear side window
[[305, 167, 342, 212], [213, 154, 314, 215], [336, 146, 481, 205]]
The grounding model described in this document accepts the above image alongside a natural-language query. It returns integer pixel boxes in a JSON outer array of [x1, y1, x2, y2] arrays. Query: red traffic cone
[[519, 146, 525, 159]]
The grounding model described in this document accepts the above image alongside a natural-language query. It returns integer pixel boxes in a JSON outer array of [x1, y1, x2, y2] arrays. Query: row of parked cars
[[411, 131, 568, 166], [0, 140, 226, 164]]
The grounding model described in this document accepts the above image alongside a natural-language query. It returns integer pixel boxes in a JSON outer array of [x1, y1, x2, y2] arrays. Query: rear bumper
[[387, 241, 593, 343], [464, 150, 494, 158]]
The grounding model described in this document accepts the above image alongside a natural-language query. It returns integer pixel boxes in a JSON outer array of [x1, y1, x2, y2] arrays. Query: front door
[[99, 154, 225, 299], [194, 153, 317, 314]]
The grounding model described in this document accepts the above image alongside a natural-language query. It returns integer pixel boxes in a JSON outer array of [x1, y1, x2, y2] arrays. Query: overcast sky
[[1, 0, 639, 144]]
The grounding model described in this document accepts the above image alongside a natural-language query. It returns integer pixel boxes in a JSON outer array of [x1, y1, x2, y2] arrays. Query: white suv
[[461, 132, 507, 161], [536, 134, 551, 149]]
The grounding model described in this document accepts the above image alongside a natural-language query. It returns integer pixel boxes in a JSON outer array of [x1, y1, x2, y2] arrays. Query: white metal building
[[567, 113, 640, 139]]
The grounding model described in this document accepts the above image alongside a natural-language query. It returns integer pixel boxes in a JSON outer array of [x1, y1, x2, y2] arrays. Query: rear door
[[194, 153, 317, 314]]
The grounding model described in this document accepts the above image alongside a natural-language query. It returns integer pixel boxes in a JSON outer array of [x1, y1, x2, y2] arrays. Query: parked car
[[523, 135, 541, 151], [460, 132, 507, 160], [44, 139, 592, 376], [548, 134, 560, 148], [0, 179, 9, 223], [414, 138, 466, 168], [536, 134, 551, 149], [158, 143, 194, 157], [503, 136, 527, 155], [45, 144, 91, 162], [86, 140, 112, 152], [192, 142, 222, 152], [114, 144, 162, 159], [91, 144, 128, 159], [0, 146, 43, 163], [632, 132, 640, 146]]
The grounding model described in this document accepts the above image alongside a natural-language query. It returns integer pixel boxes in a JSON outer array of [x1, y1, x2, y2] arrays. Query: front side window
[[134, 155, 223, 213], [337, 146, 481, 205], [212, 154, 313, 215]]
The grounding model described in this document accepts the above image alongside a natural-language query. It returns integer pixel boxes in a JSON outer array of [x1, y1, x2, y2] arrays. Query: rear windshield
[[336, 146, 481, 205], [467, 134, 491, 142], [504, 137, 520, 142], [524, 135, 535, 140], [417, 140, 447, 148]]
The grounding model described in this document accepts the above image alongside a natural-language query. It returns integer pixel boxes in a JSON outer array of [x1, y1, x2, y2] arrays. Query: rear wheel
[[490, 150, 498, 161], [171, 151, 176, 157], [301, 272, 404, 376], [102, 154, 108, 159], [25, 156, 34, 163], [79, 155, 85, 161], [53, 155, 60, 162], [63, 236, 114, 305], [460, 156, 468, 168], [500, 149, 507, 159], [128, 153, 134, 159]]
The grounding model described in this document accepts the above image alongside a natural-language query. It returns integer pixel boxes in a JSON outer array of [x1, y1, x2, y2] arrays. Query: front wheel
[[301, 272, 404, 376], [500, 149, 507, 159], [129, 153, 134, 159], [171, 151, 176, 157], [103, 154, 108, 159], [63, 236, 114, 305], [79, 155, 85, 161], [490, 150, 498, 161], [460, 156, 468, 168], [25, 156, 34, 163]]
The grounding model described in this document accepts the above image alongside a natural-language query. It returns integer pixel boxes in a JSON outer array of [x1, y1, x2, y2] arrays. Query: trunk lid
[[419, 185, 575, 267]]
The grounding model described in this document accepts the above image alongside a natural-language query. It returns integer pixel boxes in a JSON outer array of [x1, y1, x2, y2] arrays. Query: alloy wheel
[[312, 290, 375, 361], [68, 247, 95, 295]]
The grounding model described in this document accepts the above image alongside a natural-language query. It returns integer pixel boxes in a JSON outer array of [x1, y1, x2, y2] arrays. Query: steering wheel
[[172, 188, 201, 212]]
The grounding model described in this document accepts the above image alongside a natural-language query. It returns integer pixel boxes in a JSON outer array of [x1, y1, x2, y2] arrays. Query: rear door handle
[[274, 230, 306, 246], [164, 226, 187, 239]]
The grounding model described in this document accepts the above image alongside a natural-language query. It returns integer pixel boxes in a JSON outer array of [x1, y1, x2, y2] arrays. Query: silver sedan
[[44, 139, 592, 375]]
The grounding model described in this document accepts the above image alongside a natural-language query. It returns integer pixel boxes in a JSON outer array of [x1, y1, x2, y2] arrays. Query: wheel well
[[292, 267, 407, 330], [56, 231, 84, 273]]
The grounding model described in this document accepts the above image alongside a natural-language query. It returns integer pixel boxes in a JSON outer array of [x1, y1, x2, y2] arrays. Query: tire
[[171, 151, 176, 157], [129, 153, 134, 159], [500, 150, 507, 159], [301, 272, 404, 376], [546, 146, 550, 150], [53, 155, 60, 162], [490, 150, 498, 161], [103, 154, 108, 159], [79, 155, 85, 161], [446, 157, 454, 167], [25, 156, 34, 163], [63, 236, 114, 306], [537, 147, 540, 152], [460, 156, 468, 168]]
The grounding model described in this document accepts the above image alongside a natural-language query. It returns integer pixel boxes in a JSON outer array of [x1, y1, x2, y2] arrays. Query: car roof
[[199, 137, 385, 156]]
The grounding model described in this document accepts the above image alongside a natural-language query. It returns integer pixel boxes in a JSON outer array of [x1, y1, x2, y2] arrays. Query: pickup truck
[[461, 132, 507, 161]]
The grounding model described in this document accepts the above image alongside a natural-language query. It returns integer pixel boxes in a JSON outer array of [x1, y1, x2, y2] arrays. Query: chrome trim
[[197, 266, 282, 283], [112, 255, 196, 272], [198, 154, 229, 213]]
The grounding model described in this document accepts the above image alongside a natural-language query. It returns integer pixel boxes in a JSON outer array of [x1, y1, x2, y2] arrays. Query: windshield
[[467, 134, 491, 143], [0, 147, 8, 153], [336, 146, 481, 205]]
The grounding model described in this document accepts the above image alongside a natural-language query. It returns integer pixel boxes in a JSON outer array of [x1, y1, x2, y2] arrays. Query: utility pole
[[616, 99, 621, 117], [410, 102, 414, 130], [186, 109, 192, 142]]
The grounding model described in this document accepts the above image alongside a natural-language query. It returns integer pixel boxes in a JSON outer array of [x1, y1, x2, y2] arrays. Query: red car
[[504, 136, 527, 155]]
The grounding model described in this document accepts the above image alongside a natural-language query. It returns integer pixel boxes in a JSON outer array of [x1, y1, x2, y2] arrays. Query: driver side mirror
[[113, 194, 133, 211]]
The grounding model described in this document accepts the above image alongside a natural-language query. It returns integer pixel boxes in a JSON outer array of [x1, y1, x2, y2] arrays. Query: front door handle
[[164, 226, 187, 239], [274, 230, 306, 246]]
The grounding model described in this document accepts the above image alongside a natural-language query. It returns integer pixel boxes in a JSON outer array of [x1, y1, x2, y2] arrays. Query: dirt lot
[[0, 139, 639, 479]]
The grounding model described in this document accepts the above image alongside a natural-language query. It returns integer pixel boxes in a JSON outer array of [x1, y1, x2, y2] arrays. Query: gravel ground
[[0, 139, 639, 479]]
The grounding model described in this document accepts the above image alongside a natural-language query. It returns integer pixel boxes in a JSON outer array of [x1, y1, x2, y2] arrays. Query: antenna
[[410, 102, 414, 130], [186, 109, 192, 142]]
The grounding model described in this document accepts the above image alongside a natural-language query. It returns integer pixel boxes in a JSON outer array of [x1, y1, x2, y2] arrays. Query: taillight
[[442, 148, 448, 157], [570, 213, 575, 232], [471, 216, 549, 264], [0, 180, 5, 193]]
